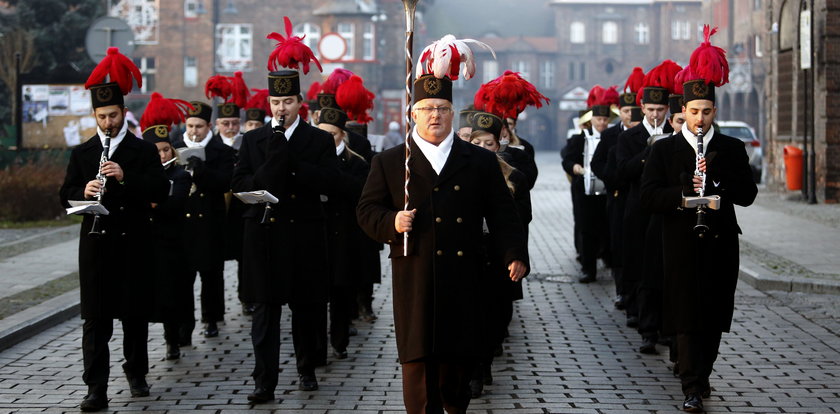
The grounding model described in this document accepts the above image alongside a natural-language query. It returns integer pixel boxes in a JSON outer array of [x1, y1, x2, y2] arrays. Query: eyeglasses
[[220, 120, 240, 127], [415, 107, 453, 115]]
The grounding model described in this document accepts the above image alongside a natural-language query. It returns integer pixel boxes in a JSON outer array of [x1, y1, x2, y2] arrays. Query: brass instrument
[[261, 115, 286, 225], [88, 129, 111, 237]]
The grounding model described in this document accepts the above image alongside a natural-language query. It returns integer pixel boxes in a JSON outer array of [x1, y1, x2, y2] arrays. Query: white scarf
[[642, 116, 664, 137], [681, 123, 715, 155], [183, 130, 213, 149], [412, 126, 454, 175], [220, 133, 241, 148], [96, 121, 128, 158]]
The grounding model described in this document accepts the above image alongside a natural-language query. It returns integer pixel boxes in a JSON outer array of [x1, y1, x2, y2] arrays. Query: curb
[[738, 256, 840, 296], [0, 288, 80, 352]]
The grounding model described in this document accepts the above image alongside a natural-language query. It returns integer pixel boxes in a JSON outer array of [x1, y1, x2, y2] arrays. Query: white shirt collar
[[412, 126, 454, 175], [681, 123, 715, 155], [220, 133, 241, 148], [183, 130, 213, 149], [96, 121, 128, 158], [335, 140, 346, 156], [642, 116, 664, 137], [271, 115, 301, 141]]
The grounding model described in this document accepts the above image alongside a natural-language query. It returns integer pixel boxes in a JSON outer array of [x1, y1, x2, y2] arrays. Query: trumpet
[[260, 115, 286, 226], [693, 126, 708, 235], [89, 129, 111, 237]]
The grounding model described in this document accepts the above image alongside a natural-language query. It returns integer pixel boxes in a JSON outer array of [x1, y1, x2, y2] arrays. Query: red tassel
[[267, 16, 323, 74], [205, 74, 232, 101], [246, 88, 271, 113], [230, 71, 250, 108], [474, 71, 549, 119], [322, 68, 355, 94], [336, 75, 375, 123], [689, 25, 729, 87], [140, 92, 194, 131], [85, 47, 142, 94], [306, 82, 321, 101], [623, 67, 645, 93]]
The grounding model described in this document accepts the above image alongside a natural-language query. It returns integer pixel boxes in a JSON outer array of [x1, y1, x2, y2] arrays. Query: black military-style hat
[[187, 101, 213, 123], [318, 107, 348, 130], [471, 111, 503, 140], [619, 92, 637, 109], [142, 125, 172, 144], [90, 82, 124, 109], [346, 121, 367, 138], [642, 86, 669, 106], [413, 74, 452, 103], [217, 102, 241, 119], [268, 70, 300, 97], [459, 106, 477, 130], [317, 93, 339, 110], [682, 80, 716, 104], [246, 108, 266, 122], [669, 94, 685, 115], [591, 105, 611, 118]]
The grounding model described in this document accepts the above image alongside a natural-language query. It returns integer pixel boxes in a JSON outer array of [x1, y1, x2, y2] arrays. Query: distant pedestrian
[[381, 120, 403, 150]]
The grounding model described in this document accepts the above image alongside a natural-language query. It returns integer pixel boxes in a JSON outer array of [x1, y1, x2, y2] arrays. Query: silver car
[[716, 121, 762, 183]]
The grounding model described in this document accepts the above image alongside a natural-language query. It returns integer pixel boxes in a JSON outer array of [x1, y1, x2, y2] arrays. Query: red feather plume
[[205, 74, 232, 101], [623, 67, 645, 93], [336, 75, 375, 123], [85, 47, 142, 94], [637, 60, 683, 105], [473, 71, 550, 119], [230, 71, 250, 108], [306, 82, 321, 101], [673, 66, 695, 95], [586, 85, 605, 108], [322, 69, 354, 94], [299, 102, 310, 122], [596, 86, 619, 107], [267, 16, 323, 74], [139, 92, 194, 131], [246, 88, 270, 112], [689, 25, 729, 87]]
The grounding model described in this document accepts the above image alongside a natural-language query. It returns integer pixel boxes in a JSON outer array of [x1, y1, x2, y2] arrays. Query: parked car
[[716, 121, 762, 183]]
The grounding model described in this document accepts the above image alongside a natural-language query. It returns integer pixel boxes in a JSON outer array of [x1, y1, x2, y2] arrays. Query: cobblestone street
[[1, 153, 838, 413]]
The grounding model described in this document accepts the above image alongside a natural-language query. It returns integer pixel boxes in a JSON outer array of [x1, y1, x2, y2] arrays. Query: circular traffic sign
[[85, 17, 135, 63], [318, 33, 347, 62]]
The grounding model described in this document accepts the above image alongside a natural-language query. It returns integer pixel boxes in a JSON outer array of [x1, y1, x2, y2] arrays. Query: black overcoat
[[640, 131, 757, 334], [172, 136, 236, 271], [502, 146, 538, 190], [231, 120, 339, 305], [148, 165, 194, 322], [356, 137, 530, 363], [615, 123, 655, 281], [59, 133, 170, 319]]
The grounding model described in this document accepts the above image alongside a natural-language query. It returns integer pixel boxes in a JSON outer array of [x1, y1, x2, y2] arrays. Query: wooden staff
[[402, 0, 419, 256]]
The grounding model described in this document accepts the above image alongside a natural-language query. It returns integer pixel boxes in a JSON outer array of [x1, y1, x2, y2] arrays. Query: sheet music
[[176, 147, 205, 165], [66, 201, 110, 215], [233, 191, 279, 204]]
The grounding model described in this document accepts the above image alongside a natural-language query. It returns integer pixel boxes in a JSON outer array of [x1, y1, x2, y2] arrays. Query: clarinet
[[261, 115, 286, 225], [693, 126, 709, 236], [88, 129, 111, 237]]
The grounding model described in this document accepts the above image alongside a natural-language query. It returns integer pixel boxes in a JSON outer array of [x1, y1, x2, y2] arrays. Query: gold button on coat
[[454, 185, 461, 191], [436, 250, 443, 256], [457, 251, 464, 257], [185, 213, 191, 218], [435, 217, 442, 223], [456, 217, 463, 223]]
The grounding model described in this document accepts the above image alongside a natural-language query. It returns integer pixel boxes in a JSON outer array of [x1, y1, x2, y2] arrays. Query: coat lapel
[[408, 138, 438, 186]]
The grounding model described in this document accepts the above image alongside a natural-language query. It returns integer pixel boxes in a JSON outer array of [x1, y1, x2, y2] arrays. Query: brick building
[[762, 0, 840, 203]]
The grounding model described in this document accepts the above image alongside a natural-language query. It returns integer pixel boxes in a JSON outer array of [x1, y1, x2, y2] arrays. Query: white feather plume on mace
[[415, 34, 496, 80]]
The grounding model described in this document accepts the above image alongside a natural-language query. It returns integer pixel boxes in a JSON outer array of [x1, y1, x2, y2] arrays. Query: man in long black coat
[[59, 80, 169, 412], [357, 74, 529, 414], [171, 101, 236, 339], [641, 78, 757, 412], [232, 69, 339, 401]]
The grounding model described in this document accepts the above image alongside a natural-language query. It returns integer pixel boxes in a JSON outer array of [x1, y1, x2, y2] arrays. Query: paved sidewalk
[[0, 152, 838, 413], [0, 240, 78, 301]]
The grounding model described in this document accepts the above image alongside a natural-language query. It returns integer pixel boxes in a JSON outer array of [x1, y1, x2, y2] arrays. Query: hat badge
[[323, 109, 339, 123], [188, 105, 201, 116], [96, 87, 113, 103], [624, 94, 634, 104], [692, 82, 709, 98], [274, 78, 292, 95], [154, 125, 168, 138], [649, 89, 663, 103], [477, 115, 493, 129], [221, 104, 235, 117], [319, 95, 335, 108], [423, 78, 442, 95]]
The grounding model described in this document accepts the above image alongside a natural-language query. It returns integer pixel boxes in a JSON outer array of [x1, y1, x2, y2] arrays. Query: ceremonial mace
[[402, 0, 419, 256]]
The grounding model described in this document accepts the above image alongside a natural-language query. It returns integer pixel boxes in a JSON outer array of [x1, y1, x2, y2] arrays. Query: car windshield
[[719, 126, 754, 141]]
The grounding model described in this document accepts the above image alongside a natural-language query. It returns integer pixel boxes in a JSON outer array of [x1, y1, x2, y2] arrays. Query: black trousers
[[82, 318, 148, 395], [329, 286, 354, 353], [402, 358, 474, 414], [580, 193, 608, 276], [250, 302, 327, 391], [183, 265, 225, 330], [677, 332, 722, 395], [638, 215, 664, 339]]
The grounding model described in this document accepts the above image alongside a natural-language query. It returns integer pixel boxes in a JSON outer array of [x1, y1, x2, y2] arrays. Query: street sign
[[319, 33, 347, 62], [85, 16, 135, 63], [800, 9, 811, 70]]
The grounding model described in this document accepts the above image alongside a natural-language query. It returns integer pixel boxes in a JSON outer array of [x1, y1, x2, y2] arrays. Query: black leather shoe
[[242, 303, 256, 316], [166, 342, 180, 360], [483, 364, 493, 385], [614, 295, 626, 310], [682, 393, 703, 412], [203, 321, 219, 338], [672, 362, 680, 377], [626, 316, 639, 328], [80, 393, 108, 412], [578, 273, 596, 283], [333, 349, 348, 359], [127, 376, 150, 397], [639, 337, 658, 354], [247, 387, 275, 403], [298, 374, 318, 391], [469, 379, 483, 398]]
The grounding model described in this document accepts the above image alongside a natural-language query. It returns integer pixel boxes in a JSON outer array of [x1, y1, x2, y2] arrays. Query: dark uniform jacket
[[172, 135, 236, 272], [640, 131, 757, 334], [502, 146, 538, 190], [231, 120, 339, 305], [59, 133, 169, 319], [148, 164, 194, 322], [348, 130, 374, 163], [357, 137, 530, 363]]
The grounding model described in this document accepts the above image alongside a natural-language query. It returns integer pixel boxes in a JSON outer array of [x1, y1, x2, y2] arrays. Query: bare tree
[[0, 27, 37, 126]]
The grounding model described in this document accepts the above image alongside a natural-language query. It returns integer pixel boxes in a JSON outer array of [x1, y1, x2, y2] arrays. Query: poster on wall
[[109, 0, 159, 45], [48, 86, 70, 116], [22, 85, 49, 123], [22, 84, 97, 149]]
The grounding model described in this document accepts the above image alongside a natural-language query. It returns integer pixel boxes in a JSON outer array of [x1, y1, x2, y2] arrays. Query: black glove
[[187, 156, 204, 172]]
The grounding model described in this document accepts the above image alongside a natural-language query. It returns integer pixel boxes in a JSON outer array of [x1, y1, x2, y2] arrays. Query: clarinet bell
[[260, 203, 273, 225], [88, 215, 104, 238], [694, 209, 709, 237]]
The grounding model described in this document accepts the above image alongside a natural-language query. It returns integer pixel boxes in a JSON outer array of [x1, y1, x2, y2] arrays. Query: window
[[754, 0, 762, 10], [483, 61, 499, 83], [635, 23, 649, 44], [540, 60, 555, 89], [133, 57, 156, 93], [513, 61, 530, 80], [579, 62, 586, 81], [570, 21, 585, 44], [216, 23, 252, 71], [184, 0, 198, 18], [362, 22, 375, 60], [184, 56, 198, 87], [755, 34, 763, 57], [671, 21, 691, 40], [602, 21, 618, 44], [294, 22, 320, 56], [568, 61, 575, 81], [338, 22, 355, 60], [568, 61, 586, 81]]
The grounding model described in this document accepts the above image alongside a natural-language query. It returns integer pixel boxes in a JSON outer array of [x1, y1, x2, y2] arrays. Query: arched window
[[778, 0, 795, 51], [294, 22, 321, 55], [570, 22, 585, 44], [602, 21, 618, 44]]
